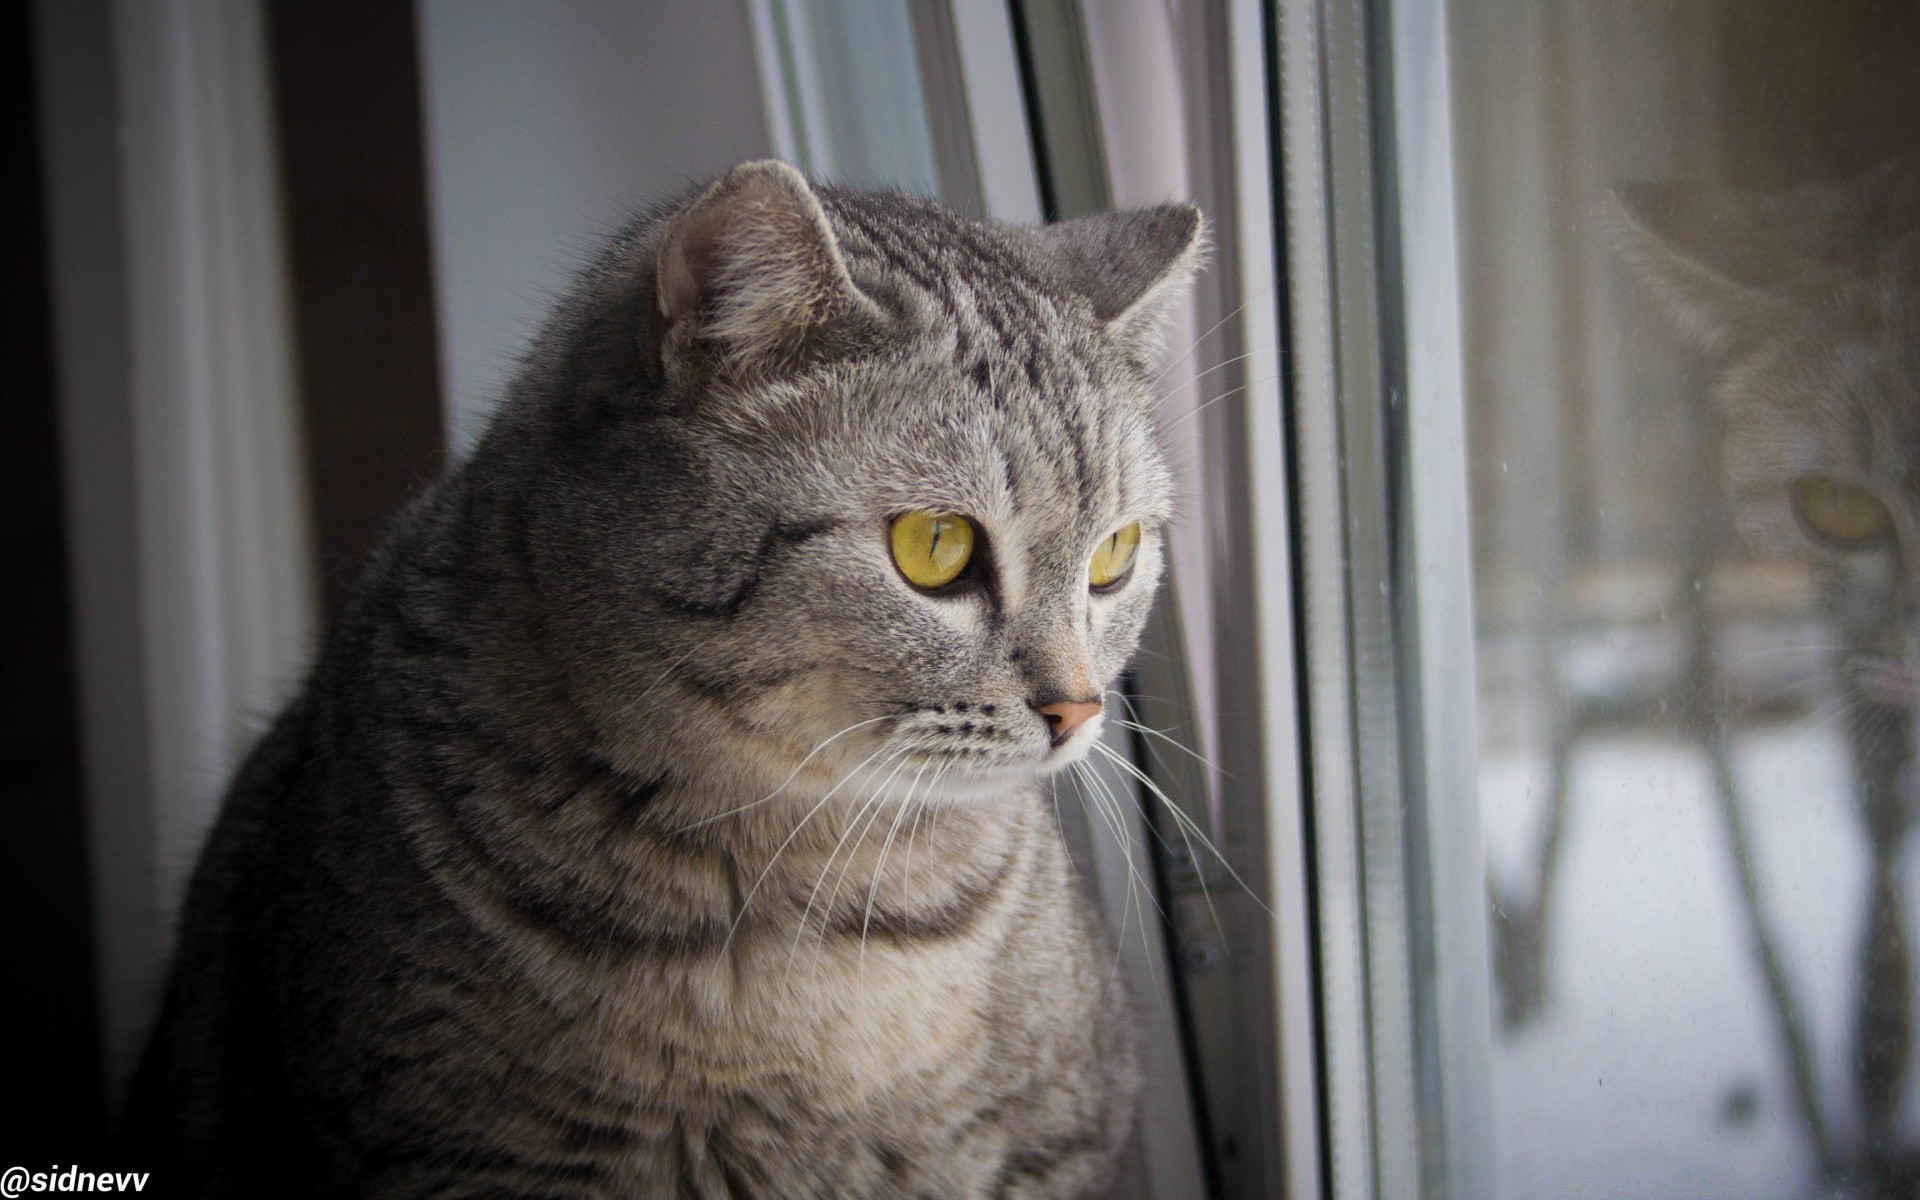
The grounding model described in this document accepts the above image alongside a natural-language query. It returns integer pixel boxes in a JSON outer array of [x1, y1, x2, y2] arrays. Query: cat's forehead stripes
[[819, 190, 1073, 368]]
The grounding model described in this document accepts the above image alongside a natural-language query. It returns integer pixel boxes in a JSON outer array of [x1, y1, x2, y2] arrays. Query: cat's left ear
[[656, 160, 882, 382], [1030, 203, 1207, 369], [1607, 184, 1793, 354]]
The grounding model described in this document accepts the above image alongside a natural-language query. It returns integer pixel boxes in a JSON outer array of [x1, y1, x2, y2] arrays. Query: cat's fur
[[122, 161, 1203, 1198], [1615, 154, 1920, 1188]]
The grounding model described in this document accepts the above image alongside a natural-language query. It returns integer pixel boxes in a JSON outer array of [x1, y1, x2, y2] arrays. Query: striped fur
[[123, 162, 1203, 1198]]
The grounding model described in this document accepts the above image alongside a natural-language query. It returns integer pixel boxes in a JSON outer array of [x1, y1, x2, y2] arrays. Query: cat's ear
[[1607, 183, 1792, 353], [1031, 203, 1207, 368], [656, 160, 880, 379]]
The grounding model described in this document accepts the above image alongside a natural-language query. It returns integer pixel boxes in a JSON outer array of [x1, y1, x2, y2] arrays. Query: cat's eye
[[1790, 476, 1891, 548], [1089, 523, 1142, 590], [890, 511, 975, 590]]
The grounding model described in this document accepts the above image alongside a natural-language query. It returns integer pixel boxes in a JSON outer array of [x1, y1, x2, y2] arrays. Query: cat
[[120, 160, 1203, 1198], [1614, 153, 1920, 1192]]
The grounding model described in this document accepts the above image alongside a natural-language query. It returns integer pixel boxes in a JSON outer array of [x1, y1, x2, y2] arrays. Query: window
[[1287, 1, 1920, 1195]]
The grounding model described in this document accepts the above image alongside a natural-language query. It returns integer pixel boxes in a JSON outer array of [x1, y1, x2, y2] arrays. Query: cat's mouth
[[1847, 654, 1920, 709], [821, 700, 1102, 800], [858, 733, 1091, 799]]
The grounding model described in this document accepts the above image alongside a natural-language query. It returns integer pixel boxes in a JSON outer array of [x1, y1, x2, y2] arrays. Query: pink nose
[[1035, 698, 1102, 746]]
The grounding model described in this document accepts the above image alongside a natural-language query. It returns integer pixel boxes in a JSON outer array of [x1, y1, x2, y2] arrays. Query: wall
[[414, 0, 775, 454]]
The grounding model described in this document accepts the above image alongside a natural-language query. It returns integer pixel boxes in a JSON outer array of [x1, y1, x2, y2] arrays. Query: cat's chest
[[601, 935, 1006, 1103]]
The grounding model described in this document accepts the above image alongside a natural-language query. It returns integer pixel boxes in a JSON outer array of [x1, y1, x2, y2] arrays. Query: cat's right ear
[[655, 160, 881, 384], [1028, 203, 1207, 372], [1606, 184, 1791, 354]]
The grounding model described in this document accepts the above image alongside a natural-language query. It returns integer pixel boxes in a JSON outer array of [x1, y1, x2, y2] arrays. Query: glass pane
[[1447, 3, 1920, 1195]]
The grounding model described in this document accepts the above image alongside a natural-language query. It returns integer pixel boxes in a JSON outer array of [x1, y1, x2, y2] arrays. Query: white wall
[[414, 0, 775, 454]]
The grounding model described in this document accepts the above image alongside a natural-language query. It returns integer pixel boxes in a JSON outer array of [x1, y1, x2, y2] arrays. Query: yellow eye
[[890, 511, 975, 590], [1791, 477, 1891, 547], [1089, 522, 1142, 589]]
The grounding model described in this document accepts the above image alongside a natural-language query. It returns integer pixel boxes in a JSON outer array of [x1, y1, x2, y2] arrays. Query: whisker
[[677, 714, 894, 832], [1089, 740, 1273, 918], [1049, 776, 1075, 870], [793, 749, 917, 967], [1148, 296, 1252, 385], [1103, 690, 1239, 783], [1073, 754, 1170, 997], [900, 765, 936, 900], [1086, 748, 1193, 872], [1095, 712, 1230, 956], [1071, 764, 1138, 984], [1156, 375, 1282, 433], [1146, 280, 1280, 389], [859, 759, 935, 968], [722, 739, 902, 958], [636, 644, 702, 702], [1152, 349, 1262, 409], [1083, 760, 1166, 993], [1783, 689, 1861, 736]]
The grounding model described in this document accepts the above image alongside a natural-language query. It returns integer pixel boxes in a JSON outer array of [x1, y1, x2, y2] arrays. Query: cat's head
[[507, 161, 1203, 802], [1612, 157, 1920, 707]]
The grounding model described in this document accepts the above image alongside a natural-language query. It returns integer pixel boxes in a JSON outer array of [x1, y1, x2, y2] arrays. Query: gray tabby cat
[[1615, 153, 1920, 1192], [122, 160, 1203, 1198]]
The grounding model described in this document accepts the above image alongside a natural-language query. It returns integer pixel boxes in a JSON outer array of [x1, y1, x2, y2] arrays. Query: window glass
[[754, 0, 941, 195], [1448, 2, 1920, 1193]]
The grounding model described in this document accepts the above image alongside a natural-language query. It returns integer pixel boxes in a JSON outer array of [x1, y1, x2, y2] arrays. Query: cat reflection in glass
[[1616, 154, 1920, 1193]]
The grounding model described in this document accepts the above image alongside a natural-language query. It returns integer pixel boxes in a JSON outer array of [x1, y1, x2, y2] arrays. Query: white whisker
[[1146, 282, 1278, 388], [859, 758, 935, 967], [1073, 759, 1167, 994], [677, 714, 895, 832], [1156, 375, 1282, 432], [1071, 765, 1137, 984], [1152, 349, 1262, 409], [792, 748, 917, 969], [1103, 689, 1236, 782], [1089, 739, 1273, 919], [722, 738, 902, 958], [636, 644, 701, 702], [1088, 722, 1229, 956]]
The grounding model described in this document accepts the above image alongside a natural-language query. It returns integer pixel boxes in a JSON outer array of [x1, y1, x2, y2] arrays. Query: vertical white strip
[[745, 0, 803, 165], [186, 0, 317, 800], [1228, 2, 1325, 1196], [1067, 5, 1218, 1195], [1275, 0, 1378, 1194], [114, 0, 228, 951], [35, 0, 156, 1109], [112, 0, 317, 940], [1390, 1, 1496, 1194], [1077, 1, 1218, 793], [53, 0, 318, 1091], [776, 1, 838, 180], [947, 0, 1043, 225]]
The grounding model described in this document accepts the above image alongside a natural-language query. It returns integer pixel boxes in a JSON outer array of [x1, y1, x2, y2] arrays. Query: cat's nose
[[1033, 697, 1102, 747]]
